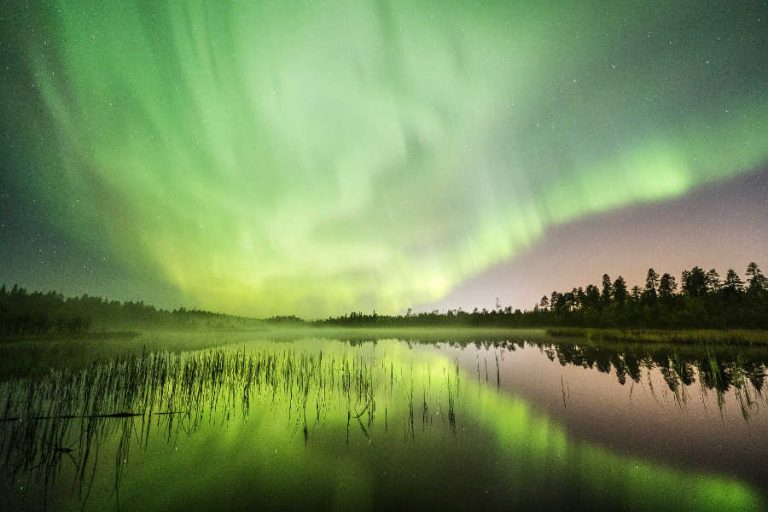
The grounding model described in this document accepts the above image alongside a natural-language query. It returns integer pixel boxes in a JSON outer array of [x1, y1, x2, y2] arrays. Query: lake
[[1, 332, 766, 511]]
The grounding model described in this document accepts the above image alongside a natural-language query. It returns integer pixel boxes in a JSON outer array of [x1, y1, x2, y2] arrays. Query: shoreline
[[546, 327, 768, 345]]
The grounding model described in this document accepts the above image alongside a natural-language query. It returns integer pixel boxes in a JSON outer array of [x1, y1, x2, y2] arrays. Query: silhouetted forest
[[321, 262, 768, 329], [2, 262, 766, 336], [0, 285, 261, 337]]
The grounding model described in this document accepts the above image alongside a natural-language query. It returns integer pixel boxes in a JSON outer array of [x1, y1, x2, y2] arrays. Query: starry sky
[[1, 1, 767, 317]]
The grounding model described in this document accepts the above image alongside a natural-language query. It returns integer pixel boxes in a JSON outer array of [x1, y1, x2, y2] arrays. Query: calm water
[[1, 336, 767, 511]]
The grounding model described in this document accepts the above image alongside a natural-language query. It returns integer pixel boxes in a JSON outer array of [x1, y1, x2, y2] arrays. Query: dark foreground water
[[1, 336, 767, 511]]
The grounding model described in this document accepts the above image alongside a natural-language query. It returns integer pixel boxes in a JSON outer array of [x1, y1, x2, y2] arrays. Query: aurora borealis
[[2, 1, 767, 316]]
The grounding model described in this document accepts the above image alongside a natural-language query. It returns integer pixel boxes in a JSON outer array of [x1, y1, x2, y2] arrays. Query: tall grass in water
[[0, 343, 462, 498]]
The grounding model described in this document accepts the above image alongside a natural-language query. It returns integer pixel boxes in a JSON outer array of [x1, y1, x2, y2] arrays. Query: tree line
[[2, 261, 766, 335], [0, 285, 261, 337], [321, 262, 768, 329]]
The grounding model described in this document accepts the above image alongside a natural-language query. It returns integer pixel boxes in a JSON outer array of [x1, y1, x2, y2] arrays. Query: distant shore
[[546, 327, 768, 346]]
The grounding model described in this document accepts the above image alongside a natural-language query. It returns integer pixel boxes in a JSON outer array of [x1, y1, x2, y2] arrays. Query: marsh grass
[[0, 343, 462, 499]]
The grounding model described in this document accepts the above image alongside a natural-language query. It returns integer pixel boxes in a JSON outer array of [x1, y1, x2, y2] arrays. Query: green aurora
[[3, 1, 768, 315]]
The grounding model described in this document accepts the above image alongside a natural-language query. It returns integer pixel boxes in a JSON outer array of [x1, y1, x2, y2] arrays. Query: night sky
[[1, 1, 767, 317]]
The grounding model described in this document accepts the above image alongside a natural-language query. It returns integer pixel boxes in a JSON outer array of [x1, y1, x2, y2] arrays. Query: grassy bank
[[546, 327, 768, 346]]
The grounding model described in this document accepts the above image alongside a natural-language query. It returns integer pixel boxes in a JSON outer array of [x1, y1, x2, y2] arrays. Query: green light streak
[[13, 1, 768, 314]]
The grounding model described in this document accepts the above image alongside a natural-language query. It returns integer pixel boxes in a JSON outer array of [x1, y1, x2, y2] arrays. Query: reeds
[[0, 343, 463, 498]]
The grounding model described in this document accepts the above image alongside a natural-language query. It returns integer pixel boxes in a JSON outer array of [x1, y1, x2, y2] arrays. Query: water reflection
[[523, 340, 768, 418], [1, 338, 766, 511]]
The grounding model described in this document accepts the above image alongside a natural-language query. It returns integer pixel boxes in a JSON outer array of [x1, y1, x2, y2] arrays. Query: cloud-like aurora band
[[13, 0, 768, 315]]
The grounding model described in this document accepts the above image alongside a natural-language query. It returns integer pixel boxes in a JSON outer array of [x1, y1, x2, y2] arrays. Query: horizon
[[2, 257, 764, 321]]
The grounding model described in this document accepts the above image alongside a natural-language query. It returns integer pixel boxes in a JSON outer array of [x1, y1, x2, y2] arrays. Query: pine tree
[[746, 262, 766, 293], [601, 274, 612, 305], [658, 273, 677, 301], [613, 276, 628, 305], [723, 269, 744, 294], [643, 268, 659, 303]]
